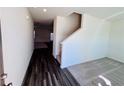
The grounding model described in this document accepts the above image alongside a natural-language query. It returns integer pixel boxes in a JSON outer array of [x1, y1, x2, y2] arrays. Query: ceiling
[[28, 7, 83, 24], [28, 7, 124, 24]]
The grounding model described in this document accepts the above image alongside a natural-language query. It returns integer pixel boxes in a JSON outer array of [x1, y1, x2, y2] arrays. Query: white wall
[[0, 8, 34, 85], [108, 20, 124, 62], [53, 13, 81, 58], [61, 14, 110, 68]]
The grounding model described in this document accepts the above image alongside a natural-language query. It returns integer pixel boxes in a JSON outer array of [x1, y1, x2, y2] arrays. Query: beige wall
[[0, 8, 34, 85]]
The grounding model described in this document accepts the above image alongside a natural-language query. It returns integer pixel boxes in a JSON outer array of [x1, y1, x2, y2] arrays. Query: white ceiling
[[28, 7, 83, 24], [28, 7, 124, 23]]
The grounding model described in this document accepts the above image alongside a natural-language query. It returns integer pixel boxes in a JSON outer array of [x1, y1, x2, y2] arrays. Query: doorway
[[34, 22, 53, 54]]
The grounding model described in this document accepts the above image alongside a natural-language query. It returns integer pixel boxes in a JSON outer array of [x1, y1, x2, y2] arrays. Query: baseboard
[[61, 57, 108, 68], [106, 57, 124, 64], [63, 57, 124, 69]]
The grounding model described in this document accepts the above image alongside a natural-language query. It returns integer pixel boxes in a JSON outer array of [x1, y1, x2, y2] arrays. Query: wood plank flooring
[[22, 48, 79, 86]]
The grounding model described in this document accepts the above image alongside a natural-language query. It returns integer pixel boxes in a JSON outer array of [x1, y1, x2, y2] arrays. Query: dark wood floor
[[22, 47, 80, 86]]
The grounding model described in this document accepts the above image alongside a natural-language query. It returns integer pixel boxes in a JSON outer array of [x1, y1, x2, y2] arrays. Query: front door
[[0, 21, 4, 86]]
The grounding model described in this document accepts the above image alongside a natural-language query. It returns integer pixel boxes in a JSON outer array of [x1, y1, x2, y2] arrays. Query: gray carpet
[[67, 57, 124, 86]]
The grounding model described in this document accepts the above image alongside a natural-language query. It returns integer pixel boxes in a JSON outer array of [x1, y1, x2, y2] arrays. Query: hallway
[[22, 47, 80, 86], [1, 7, 124, 86]]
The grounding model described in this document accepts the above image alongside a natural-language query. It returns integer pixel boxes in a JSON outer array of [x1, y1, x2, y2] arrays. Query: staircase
[[53, 12, 82, 65]]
